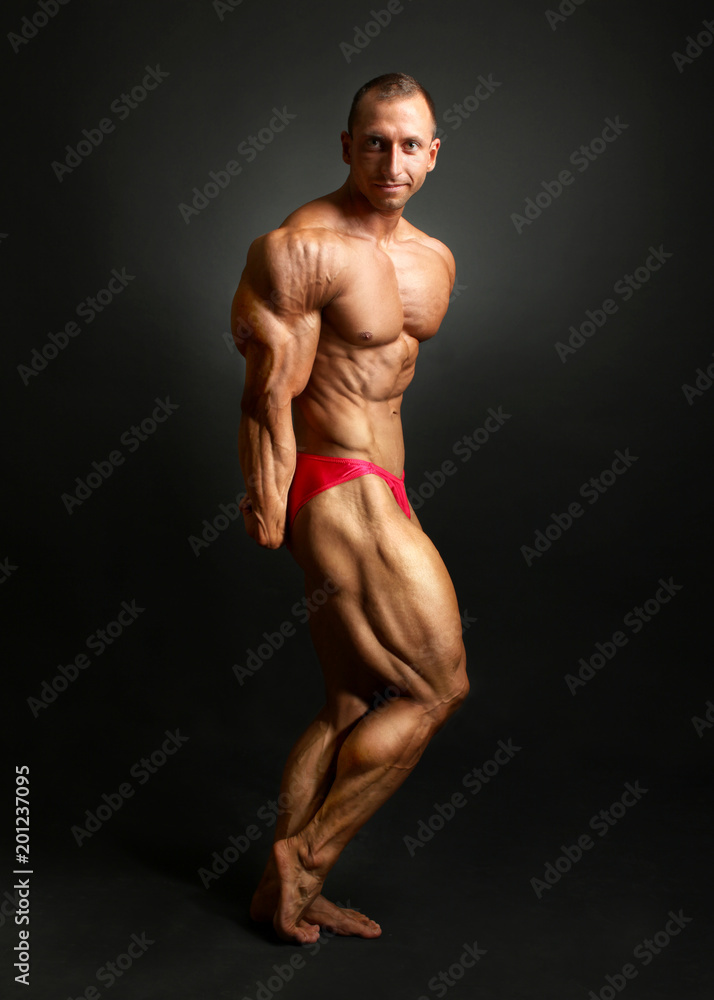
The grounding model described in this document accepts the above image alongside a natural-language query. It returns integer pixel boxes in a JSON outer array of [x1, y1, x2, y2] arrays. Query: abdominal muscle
[[291, 326, 419, 476]]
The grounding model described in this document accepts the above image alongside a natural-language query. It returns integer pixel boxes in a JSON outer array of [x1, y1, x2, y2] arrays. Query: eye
[[405, 141, 419, 150]]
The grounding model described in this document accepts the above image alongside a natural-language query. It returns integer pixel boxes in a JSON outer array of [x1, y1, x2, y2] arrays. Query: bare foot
[[252, 880, 381, 938], [271, 838, 324, 944], [307, 896, 382, 938], [251, 848, 381, 939]]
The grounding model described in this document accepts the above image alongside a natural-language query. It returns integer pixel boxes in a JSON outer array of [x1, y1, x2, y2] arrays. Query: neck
[[338, 178, 404, 244]]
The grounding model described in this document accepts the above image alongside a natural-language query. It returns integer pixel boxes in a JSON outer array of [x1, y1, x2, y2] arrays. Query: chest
[[322, 241, 451, 346]]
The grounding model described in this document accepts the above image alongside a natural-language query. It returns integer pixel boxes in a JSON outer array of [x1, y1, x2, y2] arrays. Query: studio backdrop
[[3, 1, 712, 998]]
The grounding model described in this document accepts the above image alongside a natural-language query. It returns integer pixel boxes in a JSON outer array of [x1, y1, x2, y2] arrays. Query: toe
[[297, 919, 320, 944]]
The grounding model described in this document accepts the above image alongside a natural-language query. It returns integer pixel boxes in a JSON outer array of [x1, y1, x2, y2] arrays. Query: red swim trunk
[[287, 452, 411, 532]]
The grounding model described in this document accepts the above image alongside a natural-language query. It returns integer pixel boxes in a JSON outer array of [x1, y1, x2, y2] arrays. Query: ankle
[[294, 834, 329, 877]]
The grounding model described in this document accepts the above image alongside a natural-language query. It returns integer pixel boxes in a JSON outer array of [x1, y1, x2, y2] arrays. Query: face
[[341, 92, 440, 212]]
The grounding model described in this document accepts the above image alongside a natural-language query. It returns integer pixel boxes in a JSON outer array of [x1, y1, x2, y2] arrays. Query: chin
[[373, 188, 411, 208]]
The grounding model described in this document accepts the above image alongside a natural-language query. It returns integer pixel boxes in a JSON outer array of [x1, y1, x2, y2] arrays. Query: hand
[[239, 495, 285, 549]]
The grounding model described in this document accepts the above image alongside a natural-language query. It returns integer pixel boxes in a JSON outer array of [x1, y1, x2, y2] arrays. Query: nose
[[382, 143, 402, 179]]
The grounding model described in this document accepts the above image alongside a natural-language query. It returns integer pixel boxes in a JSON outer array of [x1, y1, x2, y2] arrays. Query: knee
[[427, 649, 469, 727], [445, 661, 470, 718], [452, 668, 470, 709], [323, 694, 370, 737]]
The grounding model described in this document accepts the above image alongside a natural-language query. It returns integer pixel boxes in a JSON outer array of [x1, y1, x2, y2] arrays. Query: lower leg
[[250, 703, 381, 936], [273, 706, 350, 839], [272, 693, 451, 942]]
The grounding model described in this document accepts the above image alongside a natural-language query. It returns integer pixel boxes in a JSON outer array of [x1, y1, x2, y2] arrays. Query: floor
[[6, 690, 712, 1000]]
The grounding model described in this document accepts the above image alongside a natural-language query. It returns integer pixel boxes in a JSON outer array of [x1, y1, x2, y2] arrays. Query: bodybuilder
[[231, 73, 469, 944]]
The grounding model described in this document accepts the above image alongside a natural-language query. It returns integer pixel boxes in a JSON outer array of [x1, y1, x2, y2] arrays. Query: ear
[[426, 137, 441, 173], [341, 130, 352, 165]]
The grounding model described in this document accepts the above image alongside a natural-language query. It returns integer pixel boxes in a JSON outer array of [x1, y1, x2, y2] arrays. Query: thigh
[[290, 474, 465, 703]]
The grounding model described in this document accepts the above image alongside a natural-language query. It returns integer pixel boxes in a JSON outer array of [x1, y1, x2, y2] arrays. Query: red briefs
[[287, 452, 411, 532]]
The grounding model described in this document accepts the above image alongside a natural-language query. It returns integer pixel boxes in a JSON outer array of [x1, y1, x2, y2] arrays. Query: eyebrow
[[362, 132, 425, 143]]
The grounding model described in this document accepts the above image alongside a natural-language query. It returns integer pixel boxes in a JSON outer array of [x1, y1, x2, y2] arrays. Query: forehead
[[354, 93, 433, 137]]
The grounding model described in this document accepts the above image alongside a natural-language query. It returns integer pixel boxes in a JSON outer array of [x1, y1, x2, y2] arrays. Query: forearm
[[238, 403, 296, 548], [231, 228, 335, 548]]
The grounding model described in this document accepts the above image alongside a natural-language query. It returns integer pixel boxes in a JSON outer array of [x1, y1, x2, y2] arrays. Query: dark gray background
[[3, 1, 712, 998]]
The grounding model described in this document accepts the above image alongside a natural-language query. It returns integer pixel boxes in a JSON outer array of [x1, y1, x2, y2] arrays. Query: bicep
[[241, 309, 320, 415], [232, 229, 343, 411], [232, 279, 320, 415]]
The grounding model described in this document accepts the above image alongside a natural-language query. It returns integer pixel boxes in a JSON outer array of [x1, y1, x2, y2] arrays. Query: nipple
[[360, 331, 374, 340]]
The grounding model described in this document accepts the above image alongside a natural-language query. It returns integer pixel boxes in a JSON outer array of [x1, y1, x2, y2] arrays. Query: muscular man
[[231, 73, 469, 944]]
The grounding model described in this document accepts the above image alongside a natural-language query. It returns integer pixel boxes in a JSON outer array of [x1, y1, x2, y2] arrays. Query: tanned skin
[[231, 89, 469, 944]]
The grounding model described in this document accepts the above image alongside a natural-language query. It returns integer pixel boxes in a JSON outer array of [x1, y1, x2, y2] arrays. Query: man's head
[[347, 73, 437, 139], [341, 73, 441, 213]]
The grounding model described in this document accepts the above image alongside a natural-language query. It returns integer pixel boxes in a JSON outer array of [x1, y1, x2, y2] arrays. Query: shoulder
[[250, 224, 345, 261], [399, 218, 455, 285], [245, 224, 347, 310], [427, 237, 456, 281], [248, 205, 348, 268], [279, 191, 345, 229]]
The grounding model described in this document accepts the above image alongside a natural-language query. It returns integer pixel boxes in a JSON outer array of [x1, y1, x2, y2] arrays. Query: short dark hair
[[348, 73, 437, 139]]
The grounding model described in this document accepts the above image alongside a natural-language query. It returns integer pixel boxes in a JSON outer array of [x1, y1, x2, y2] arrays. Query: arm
[[432, 239, 456, 296], [231, 227, 342, 549]]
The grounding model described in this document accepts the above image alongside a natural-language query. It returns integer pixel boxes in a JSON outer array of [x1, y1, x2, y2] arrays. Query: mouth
[[374, 182, 408, 192]]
